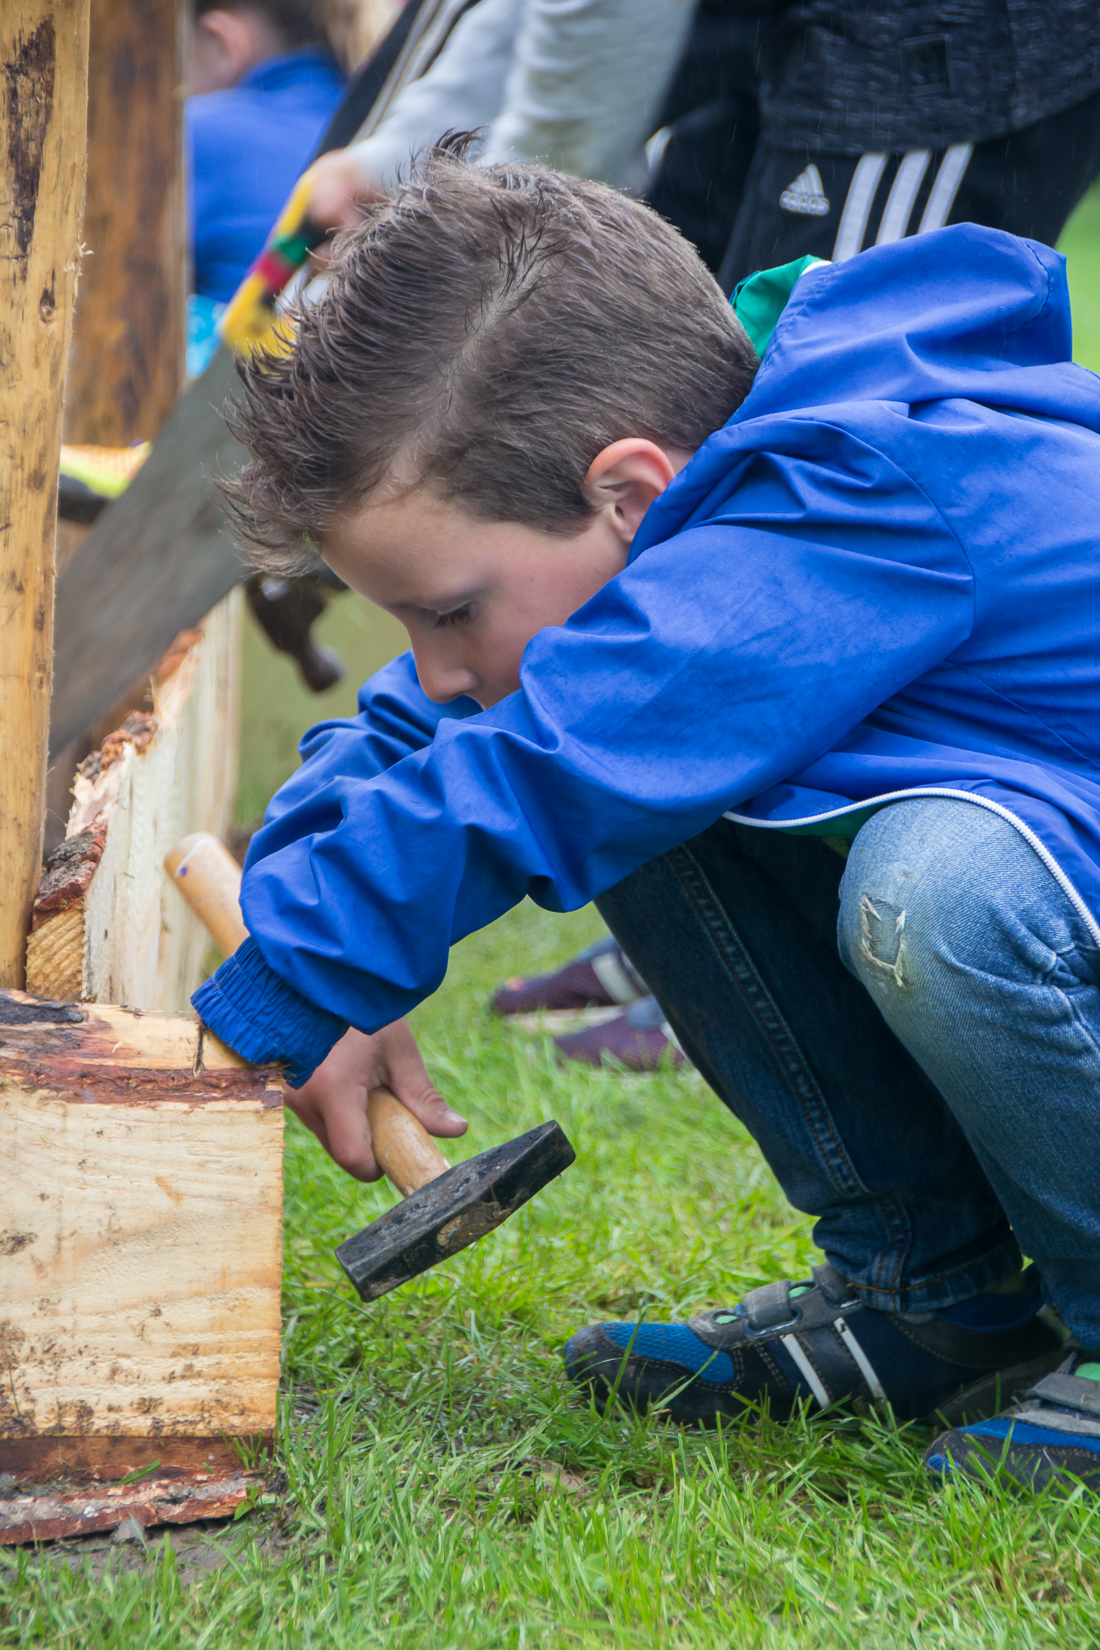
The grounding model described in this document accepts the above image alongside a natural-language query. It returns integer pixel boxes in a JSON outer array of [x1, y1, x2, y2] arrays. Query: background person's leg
[[718, 88, 1100, 295], [839, 798, 1100, 1349], [596, 820, 1020, 1311], [947, 88, 1100, 246], [644, 2, 767, 274]]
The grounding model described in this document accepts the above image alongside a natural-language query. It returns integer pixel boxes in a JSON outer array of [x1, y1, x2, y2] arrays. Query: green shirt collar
[[730, 255, 829, 357]]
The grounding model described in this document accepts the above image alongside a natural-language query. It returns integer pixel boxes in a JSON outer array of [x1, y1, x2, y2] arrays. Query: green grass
[[1063, 182, 1100, 372], [5, 187, 1100, 1647], [6, 901, 1100, 1645]]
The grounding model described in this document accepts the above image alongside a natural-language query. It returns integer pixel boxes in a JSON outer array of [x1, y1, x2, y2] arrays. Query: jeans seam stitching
[[671, 841, 914, 1291]]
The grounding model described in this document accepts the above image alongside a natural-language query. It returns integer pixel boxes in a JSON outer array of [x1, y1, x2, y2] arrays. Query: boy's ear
[[582, 440, 682, 544]]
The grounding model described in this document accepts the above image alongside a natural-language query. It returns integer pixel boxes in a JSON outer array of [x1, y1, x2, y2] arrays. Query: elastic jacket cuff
[[191, 934, 348, 1087]]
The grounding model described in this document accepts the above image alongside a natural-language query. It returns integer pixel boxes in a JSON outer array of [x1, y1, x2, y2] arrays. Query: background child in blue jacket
[[196, 139, 1100, 1493]]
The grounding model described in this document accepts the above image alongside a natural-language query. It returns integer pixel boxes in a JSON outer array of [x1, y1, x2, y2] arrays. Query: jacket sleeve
[[259, 649, 479, 830], [481, 0, 695, 186], [346, 0, 522, 190], [193, 426, 974, 1082]]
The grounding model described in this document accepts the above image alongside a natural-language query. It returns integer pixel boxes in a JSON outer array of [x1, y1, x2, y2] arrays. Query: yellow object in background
[[59, 442, 152, 498]]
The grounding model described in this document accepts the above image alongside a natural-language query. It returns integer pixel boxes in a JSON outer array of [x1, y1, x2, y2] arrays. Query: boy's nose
[[415, 649, 479, 705]]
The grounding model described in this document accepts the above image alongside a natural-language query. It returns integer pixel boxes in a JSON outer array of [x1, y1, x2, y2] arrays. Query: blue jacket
[[195, 225, 1100, 1081], [187, 48, 344, 303]]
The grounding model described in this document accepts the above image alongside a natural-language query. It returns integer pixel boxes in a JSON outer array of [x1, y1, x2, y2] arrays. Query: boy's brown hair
[[225, 137, 758, 571]]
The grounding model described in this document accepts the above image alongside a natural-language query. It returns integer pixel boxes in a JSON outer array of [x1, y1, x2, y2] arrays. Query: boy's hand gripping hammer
[[165, 834, 575, 1301]]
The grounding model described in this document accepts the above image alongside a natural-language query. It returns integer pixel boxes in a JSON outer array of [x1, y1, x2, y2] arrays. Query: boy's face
[[321, 440, 689, 709]]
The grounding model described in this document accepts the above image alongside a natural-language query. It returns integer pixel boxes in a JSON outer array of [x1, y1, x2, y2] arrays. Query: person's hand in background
[[306, 147, 384, 232]]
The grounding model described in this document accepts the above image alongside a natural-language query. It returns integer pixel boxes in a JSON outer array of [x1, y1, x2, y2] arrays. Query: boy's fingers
[[319, 1095, 383, 1183], [377, 1020, 468, 1139], [395, 1083, 469, 1140], [284, 1076, 383, 1182]]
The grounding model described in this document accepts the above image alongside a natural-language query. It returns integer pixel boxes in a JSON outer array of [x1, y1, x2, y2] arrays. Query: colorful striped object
[[218, 169, 322, 359]]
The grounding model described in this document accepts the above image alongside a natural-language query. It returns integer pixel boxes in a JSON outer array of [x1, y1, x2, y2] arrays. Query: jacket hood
[[636, 224, 1099, 559], [745, 223, 1075, 417]]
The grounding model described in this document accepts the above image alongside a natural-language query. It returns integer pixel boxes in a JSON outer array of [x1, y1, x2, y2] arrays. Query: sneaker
[[924, 1349, 1100, 1492], [553, 994, 687, 1071], [564, 1263, 1065, 1429], [490, 936, 647, 1016]]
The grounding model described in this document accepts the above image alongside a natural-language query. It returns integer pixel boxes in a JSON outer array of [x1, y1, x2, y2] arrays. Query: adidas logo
[[780, 164, 830, 217]]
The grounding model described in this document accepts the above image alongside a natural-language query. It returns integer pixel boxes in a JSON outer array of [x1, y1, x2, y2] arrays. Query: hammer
[[165, 833, 575, 1301]]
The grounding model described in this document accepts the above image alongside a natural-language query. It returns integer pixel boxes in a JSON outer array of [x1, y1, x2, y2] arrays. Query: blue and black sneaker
[[564, 1263, 1066, 1428], [925, 1350, 1100, 1492]]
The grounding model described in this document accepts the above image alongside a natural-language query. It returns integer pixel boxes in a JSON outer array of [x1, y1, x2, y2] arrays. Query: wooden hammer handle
[[366, 1086, 449, 1194], [165, 834, 451, 1197], [164, 833, 248, 959]]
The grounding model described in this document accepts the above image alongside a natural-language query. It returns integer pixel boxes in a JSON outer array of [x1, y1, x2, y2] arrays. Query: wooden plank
[[0, 2, 91, 985], [0, 991, 284, 1481], [49, 349, 248, 757], [28, 590, 243, 1010]]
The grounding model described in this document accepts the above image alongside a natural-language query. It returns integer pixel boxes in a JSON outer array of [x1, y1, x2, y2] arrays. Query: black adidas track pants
[[648, 57, 1100, 293], [715, 89, 1100, 292]]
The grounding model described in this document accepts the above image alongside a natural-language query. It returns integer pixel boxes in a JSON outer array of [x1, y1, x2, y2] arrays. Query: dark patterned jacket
[[756, 0, 1100, 153]]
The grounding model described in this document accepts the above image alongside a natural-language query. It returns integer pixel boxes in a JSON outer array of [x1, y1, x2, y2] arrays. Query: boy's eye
[[433, 604, 472, 629]]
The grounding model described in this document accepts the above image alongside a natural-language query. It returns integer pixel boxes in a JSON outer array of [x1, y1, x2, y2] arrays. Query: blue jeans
[[596, 798, 1100, 1347]]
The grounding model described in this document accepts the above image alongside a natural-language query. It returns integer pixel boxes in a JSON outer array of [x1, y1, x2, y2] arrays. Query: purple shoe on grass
[[490, 935, 647, 1016], [553, 994, 688, 1072]]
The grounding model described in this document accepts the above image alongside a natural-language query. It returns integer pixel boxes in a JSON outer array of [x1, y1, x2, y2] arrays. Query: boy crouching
[[196, 140, 1100, 1493]]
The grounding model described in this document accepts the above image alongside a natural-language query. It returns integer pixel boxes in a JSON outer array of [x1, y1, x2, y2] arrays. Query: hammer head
[[335, 1120, 575, 1302]]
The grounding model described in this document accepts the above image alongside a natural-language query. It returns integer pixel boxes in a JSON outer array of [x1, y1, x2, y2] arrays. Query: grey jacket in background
[[348, 0, 694, 187]]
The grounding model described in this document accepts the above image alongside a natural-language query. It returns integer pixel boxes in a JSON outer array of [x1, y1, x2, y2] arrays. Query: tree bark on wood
[[0, 2, 91, 988], [28, 592, 242, 1010]]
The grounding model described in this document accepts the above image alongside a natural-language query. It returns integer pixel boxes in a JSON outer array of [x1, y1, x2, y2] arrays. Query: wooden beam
[[0, 2, 91, 987], [0, 990, 284, 1482]]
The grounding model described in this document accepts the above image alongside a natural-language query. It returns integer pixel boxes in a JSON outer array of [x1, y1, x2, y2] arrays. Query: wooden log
[[45, 0, 190, 841], [0, 2, 91, 986], [62, 0, 186, 449], [27, 590, 243, 1010], [0, 990, 284, 1482]]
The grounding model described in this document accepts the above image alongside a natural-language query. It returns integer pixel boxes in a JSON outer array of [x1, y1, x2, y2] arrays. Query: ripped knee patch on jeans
[[858, 895, 908, 989]]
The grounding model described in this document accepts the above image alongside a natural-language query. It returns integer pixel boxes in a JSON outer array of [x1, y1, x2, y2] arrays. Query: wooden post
[[0, 2, 91, 988], [62, 0, 186, 449], [46, 0, 188, 841]]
